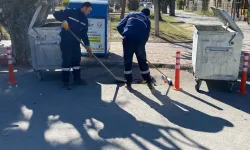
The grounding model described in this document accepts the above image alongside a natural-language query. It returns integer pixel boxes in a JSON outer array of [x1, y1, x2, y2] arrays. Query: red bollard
[[7, 47, 17, 85], [173, 51, 182, 91], [238, 52, 249, 94]]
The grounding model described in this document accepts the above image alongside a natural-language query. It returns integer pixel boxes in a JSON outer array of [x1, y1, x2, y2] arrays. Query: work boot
[[62, 71, 71, 90], [73, 69, 87, 85], [63, 82, 71, 90], [126, 82, 133, 91], [146, 77, 155, 90], [147, 81, 153, 89], [150, 76, 157, 85]]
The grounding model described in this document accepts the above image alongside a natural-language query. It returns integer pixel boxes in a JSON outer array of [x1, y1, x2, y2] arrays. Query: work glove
[[86, 46, 93, 57], [62, 20, 69, 30]]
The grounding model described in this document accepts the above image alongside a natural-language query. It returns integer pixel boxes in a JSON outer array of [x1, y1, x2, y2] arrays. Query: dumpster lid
[[28, 4, 51, 31], [211, 7, 244, 37]]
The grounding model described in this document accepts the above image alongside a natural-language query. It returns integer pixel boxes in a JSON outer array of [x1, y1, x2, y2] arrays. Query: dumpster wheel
[[35, 70, 43, 81], [228, 81, 235, 93], [195, 78, 202, 92]]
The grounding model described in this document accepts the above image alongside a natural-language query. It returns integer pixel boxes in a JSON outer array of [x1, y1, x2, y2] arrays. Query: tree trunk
[[202, 0, 209, 11], [0, 0, 53, 65], [161, 0, 169, 14], [248, 0, 250, 25], [120, 0, 126, 19], [154, 0, 160, 36], [162, 4, 168, 14], [159, 0, 164, 21], [127, 0, 139, 11], [8, 3, 36, 64], [169, 0, 176, 16], [9, 23, 30, 64]]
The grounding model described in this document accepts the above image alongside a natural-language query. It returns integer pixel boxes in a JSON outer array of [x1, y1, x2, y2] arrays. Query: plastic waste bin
[[68, 0, 111, 56], [192, 7, 244, 92]]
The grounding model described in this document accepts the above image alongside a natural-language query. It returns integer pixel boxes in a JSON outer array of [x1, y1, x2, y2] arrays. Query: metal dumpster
[[192, 7, 244, 92], [28, 4, 62, 80]]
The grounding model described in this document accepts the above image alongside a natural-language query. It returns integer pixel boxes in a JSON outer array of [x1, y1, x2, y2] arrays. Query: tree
[[161, 0, 169, 14], [127, 0, 139, 11], [202, 0, 209, 11], [169, 0, 176, 16], [120, 0, 126, 19], [154, 0, 160, 36], [0, 0, 53, 64], [157, 0, 170, 20], [158, 0, 163, 21]]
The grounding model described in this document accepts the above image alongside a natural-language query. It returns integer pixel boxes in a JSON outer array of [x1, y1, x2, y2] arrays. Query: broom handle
[[68, 29, 116, 78], [147, 60, 168, 78]]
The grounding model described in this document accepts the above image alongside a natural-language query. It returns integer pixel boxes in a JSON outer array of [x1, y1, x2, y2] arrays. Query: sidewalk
[[0, 40, 192, 69], [0, 40, 249, 74], [80, 42, 192, 70]]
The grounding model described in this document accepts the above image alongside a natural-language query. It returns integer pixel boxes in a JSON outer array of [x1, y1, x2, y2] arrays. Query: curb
[[80, 59, 193, 71], [80, 60, 250, 78], [80, 61, 192, 73], [1, 61, 250, 78]]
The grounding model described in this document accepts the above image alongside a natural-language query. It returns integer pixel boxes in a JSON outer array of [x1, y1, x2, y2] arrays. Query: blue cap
[[141, 8, 150, 16]]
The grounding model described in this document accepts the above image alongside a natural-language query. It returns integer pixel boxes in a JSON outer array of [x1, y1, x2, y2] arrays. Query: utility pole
[[154, 0, 159, 36]]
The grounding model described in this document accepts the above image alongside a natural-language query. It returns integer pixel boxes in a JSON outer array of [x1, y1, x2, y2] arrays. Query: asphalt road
[[0, 66, 250, 150]]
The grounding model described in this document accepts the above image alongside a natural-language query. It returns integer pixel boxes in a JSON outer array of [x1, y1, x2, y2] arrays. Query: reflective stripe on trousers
[[62, 68, 70, 71], [140, 69, 150, 74], [73, 66, 80, 70], [124, 70, 132, 74]]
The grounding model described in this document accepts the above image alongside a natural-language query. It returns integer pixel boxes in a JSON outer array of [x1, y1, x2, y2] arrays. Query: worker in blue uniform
[[117, 8, 153, 90], [53, 2, 93, 90]]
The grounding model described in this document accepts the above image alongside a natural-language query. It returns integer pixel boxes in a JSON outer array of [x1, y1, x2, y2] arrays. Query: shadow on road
[[0, 67, 209, 150], [198, 80, 250, 115], [181, 51, 192, 60], [157, 33, 193, 48], [180, 90, 223, 111], [130, 86, 233, 133]]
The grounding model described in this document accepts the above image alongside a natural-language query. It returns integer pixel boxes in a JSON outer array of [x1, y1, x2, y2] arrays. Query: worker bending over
[[117, 8, 153, 90], [53, 2, 93, 90]]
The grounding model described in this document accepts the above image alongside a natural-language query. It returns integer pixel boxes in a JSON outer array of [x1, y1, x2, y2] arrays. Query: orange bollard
[[7, 47, 17, 85], [173, 51, 182, 91], [238, 52, 249, 94]]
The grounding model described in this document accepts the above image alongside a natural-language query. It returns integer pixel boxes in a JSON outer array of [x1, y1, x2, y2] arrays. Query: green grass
[[125, 6, 144, 12], [55, 6, 66, 11], [0, 26, 10, 40], [111, 6, 144, 13], [62, 0, 69, 3], [110, 14, 193, 43]]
